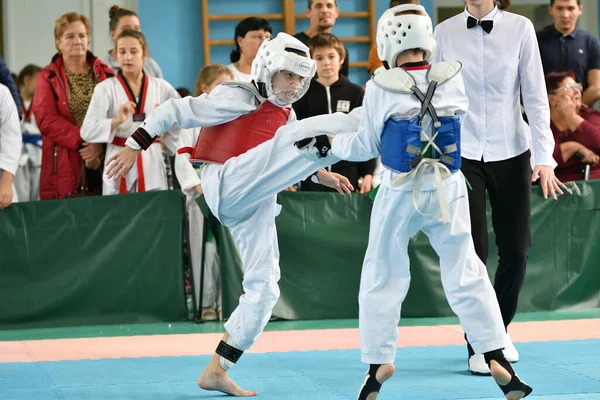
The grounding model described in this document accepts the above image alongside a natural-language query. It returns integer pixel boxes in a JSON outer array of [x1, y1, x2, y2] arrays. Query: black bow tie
[[467, 16, 493, 34]]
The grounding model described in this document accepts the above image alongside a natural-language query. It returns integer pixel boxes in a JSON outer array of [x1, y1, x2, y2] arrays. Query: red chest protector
[[190, 82, 291, 165]]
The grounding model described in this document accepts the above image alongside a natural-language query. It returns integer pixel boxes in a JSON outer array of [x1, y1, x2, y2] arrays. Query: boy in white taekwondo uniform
[[0, 83, 21, 209], [15, 88, 42, 202], [81, 31, 181, 195], [297, 5, 533, 400], [105, 32, 359, 397]]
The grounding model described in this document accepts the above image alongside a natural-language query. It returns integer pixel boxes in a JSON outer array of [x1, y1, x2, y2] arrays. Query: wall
[[138, 0, 435, 91], [434, 0, 598, 33], [2, 0, 136, 74], [2, 0, 597, 91]]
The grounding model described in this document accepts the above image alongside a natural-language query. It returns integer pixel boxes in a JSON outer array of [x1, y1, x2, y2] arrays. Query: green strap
[[369, 184, 380, 201], [205, 223, 213, 242], [464, 176, 473, 191]]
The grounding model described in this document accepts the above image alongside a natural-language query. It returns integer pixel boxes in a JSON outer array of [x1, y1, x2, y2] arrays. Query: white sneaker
[[503, 334, 519, 363], [468, 353, 491, 375]]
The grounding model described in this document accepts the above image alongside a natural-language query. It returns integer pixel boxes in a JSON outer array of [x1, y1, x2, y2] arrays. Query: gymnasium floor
[[1, 309, 600, 400]]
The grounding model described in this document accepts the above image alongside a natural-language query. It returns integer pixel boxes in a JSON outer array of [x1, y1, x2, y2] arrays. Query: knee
[[497, 247, 529, 270], [254, 282, 280, 310]]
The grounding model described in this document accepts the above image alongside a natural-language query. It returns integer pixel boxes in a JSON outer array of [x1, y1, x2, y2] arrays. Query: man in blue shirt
[[537, 0, 600, 106]]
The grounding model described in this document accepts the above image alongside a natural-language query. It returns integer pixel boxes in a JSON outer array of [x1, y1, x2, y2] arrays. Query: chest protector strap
[[377, 62, 462, 175]]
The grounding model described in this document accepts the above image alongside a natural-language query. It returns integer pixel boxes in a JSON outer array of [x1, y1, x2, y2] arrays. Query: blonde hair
[[194, 64, 234, 96], [115, 29, 148, 54], [54, 12, 91, 51]]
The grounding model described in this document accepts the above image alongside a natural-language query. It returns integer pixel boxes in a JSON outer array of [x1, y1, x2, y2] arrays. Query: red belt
[[111, 137, 146, 194]]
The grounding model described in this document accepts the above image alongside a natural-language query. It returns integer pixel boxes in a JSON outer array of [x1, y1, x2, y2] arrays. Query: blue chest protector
[[377, 65, 462, 174]]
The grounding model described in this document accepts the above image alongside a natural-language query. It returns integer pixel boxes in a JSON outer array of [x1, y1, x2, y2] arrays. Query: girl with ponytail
[[102, 5, 163, 78]]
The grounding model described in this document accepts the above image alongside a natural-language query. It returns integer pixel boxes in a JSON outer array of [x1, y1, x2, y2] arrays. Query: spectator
[[0, 83, 21, 209], [294, 0, 349, 77], [293, 33, 375, 192], [537, 0, 600, 106], [547, 71, 600, 181], [33, 12, 113, 199], [14, 64, 42, 202], [228, 17, 272, 82], [0, 57, 22, 119], [367, 0, 420, 75], [102, 5, 163, 79], [176, 64, 234, 321], [81, 30, 180, 195]]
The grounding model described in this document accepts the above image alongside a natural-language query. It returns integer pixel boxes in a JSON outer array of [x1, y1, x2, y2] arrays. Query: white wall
[[433, 0, 599, 35], [2, 0, 137, 74]]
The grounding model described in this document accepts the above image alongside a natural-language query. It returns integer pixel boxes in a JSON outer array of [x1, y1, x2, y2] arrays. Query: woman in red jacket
[[33, 12, 113, 199], [547, 71, 600, 181]]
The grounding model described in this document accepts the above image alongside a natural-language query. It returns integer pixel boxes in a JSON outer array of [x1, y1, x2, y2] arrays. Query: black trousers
[[462, 150, 532, 334]]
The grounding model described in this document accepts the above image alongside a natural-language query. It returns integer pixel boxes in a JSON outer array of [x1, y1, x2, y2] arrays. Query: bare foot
[[198, 363, 257, 397], [365, 364, 395, 400], [490, 360, 527, 400]]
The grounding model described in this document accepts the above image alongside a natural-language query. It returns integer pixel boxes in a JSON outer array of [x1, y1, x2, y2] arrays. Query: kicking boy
[[106, 32, 359, 397]]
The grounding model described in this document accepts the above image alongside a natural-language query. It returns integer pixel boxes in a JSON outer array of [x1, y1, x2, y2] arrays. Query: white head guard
[[251, 32, 316, 106], [376, 4, 435, 67]]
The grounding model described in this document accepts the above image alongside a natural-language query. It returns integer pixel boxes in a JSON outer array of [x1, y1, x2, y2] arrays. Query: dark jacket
[[293, 76, 376, 191]]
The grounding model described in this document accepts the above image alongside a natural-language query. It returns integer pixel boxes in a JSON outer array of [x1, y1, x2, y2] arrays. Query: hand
[[85, 157, 102, 170], [531, 165, 567, 200], [284, 185, 298, 192], [577, 145, 600, 164], [113, 101, 136, 126], [194, 184, 204, 195], [359, 174, 373, 194], [79, 142, 104, 162], [0, 174, 14, 209], [106, 146, 141, 180], [317, 171, 354, 195], [552, 94, 577, 118]]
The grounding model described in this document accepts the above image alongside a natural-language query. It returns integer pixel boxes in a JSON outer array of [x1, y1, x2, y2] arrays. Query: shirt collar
[[464, 5, 499, 21], [547, 25, 579, 39]]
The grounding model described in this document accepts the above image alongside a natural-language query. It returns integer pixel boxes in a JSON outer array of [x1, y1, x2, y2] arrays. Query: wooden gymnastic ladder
[[201, 0, 377, 71]]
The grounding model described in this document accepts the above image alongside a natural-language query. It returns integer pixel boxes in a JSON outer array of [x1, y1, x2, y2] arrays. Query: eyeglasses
[[550, 82, 583, 94]]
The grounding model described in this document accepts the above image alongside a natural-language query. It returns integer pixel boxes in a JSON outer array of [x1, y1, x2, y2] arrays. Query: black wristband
[[131, 127, 156, 150]]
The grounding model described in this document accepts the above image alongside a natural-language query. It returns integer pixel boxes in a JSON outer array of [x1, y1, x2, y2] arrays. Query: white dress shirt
[[433, 7, 556, 166]]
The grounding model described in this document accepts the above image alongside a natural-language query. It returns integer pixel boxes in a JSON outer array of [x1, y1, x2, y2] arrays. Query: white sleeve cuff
[[125, 137, 142, 150]]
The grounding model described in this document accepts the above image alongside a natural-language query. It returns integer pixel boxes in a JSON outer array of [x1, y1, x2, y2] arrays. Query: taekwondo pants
[[201, 130, 342, 350], [359, 171, 507, 365], [14, 161, 40, 202]]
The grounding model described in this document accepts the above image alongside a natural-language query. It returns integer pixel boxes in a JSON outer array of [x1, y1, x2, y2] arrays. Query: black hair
[[230, 17, 273, 63]]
